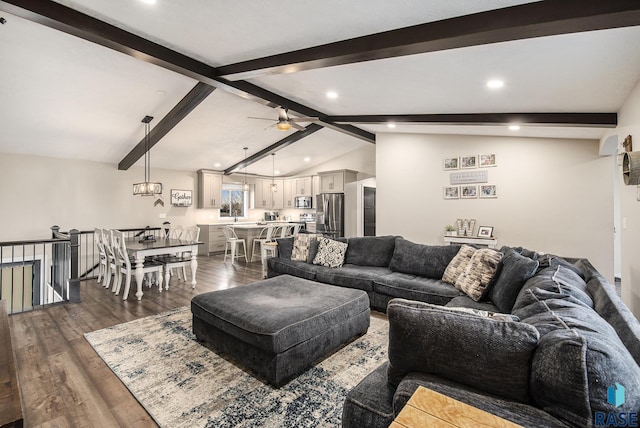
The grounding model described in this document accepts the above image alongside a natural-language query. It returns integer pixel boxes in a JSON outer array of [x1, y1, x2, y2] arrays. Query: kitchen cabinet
[[197, 170, 223, 209], [197, 224, 227, 255], [283, 179, 295, 208], [312, 175, 320, 198], [318, 170, 357, 193], [255, 178, 284, 209], [294, 176, 312, 196]]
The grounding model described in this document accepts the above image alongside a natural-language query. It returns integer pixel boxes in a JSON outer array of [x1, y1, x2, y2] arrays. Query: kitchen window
[[220, 184, 246, 218]]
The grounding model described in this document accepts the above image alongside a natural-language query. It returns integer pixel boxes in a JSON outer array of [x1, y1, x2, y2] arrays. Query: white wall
[[296, 144, 376, 178], [376, 133, 614, 282], [0, 153, 199, 240], [602, 78, 640, 317]]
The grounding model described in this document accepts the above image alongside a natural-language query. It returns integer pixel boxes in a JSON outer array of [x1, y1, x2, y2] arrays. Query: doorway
[[363, 187, 376, 236]]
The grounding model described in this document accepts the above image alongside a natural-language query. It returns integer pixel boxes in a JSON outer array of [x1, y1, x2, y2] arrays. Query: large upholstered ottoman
[[191, 274, 370, 387]]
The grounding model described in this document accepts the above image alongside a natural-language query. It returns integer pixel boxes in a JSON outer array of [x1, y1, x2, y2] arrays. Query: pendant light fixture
[[271, 153, 277, 192], [242, 147, 250, 192], [133, 115, 163, 196]]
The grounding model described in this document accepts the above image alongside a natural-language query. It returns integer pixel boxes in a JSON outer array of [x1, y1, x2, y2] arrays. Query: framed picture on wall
[[460, 155, 477, 169], [170, 189, 193, 206], [479, 154, 497, 167], [443, 186, 459, 199], [443, 157, 459, 170], [461, 185, 477, 198], [479, 184, 497, 198]]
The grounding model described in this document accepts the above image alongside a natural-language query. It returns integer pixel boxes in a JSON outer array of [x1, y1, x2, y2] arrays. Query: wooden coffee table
[[391, 386, 522, 428]]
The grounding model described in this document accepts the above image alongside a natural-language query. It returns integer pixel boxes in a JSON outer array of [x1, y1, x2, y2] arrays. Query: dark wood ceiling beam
[[217, 0, 640, 80], [325, 113, 618, 127], [224, 124, 323, 175], [118, 82, 216, 170], [0, 0, 375, 146]]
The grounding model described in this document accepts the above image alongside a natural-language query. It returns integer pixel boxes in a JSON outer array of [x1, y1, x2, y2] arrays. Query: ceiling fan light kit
[[133, 115, 163, 196]]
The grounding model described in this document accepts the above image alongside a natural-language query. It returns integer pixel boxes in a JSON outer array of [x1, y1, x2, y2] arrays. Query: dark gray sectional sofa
[[267, 235, 640, 428]]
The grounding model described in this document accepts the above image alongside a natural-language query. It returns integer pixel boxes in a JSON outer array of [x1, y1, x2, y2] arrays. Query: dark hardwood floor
[[9, 255, 264, 428]]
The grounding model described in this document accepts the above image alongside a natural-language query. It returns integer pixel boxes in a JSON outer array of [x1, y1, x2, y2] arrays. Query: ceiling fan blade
[[247, 116, 274, 121], [291, 122, 306, 131], [264, 123, 278, 130]]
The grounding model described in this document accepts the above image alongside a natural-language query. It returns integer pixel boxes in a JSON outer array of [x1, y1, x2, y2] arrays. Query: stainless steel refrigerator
[[316, 193, 344, 238]]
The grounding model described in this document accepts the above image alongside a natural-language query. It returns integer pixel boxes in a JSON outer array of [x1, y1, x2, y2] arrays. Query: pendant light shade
[[271, 153, 277, 192], [133, 115, 162, 196], [242, 147, 250, 191]]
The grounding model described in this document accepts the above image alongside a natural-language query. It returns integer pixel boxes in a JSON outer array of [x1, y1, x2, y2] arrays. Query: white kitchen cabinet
[[318, 170, 357, 193], [197, 224, 227, 255], [255, 178, 284, 209], [294, 176, 312, 196], [197, 170, 223, 209], [312, 175, 320, 198], [283, 179, 295, 208]]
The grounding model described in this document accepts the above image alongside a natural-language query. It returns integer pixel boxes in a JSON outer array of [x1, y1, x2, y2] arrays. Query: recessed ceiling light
[[326, 91, 338, 99], [487, 80, 504, 89], [140, 0, 156, 4], [509, 125, 520, 131], [303, 157, 311, 162], [274, 170, 281, 175], [387, 123, 396, 129], [214, 162, 221, 167]]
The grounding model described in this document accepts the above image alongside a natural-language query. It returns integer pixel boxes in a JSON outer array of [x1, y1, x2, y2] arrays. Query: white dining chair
[[156, 226, 200, 287], [251, 225, 276, 262], [94, 227, 107, 283], [168, 224, 184, 239], [101, 228, 118, 290], [112, 230, 164, 299], [223, 226, 247, 264]]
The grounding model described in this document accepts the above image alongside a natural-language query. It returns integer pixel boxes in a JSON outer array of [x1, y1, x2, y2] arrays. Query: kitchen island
[[197, 222, 303, 258]]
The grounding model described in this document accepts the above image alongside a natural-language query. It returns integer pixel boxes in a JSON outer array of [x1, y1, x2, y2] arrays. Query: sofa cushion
[[537, 254, 585, 279], [387, 299, 539, 403], [267, 257, 322, 280], [517, 297, 618, 339], [513, 266, 593, 313], [389, 238, 460, 279], [315, 265, 391, 293], [531, 328, 640, 427], [445, 295, 500, 313], [488, 248, 539, 313], [291, 233, 322, 261], [374, 273, 462, 306], [442, 245, 475, 285], [512, 287, 593, 320], [276, 237, 294, 259], [342, 362, 395, 428], [454, 248, 503, 302], [312, 237, 348, 268], [344, 236, 398, 267]]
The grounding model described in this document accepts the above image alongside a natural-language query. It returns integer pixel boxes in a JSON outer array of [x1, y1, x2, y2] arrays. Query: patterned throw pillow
[[455, 248, 503, 301], [313, 238, 348, 268], [291, 234, 323, 261], [442, 245, 476, 284]]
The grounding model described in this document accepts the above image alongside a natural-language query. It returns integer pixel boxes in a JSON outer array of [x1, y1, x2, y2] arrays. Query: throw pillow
[[313, 238, 348, 268], [442, 245, 476, 284], [454, 248, 503, 301], [488, 248, 539, 313], [386, 299, 539, 403], [291, 233, 322, 262]]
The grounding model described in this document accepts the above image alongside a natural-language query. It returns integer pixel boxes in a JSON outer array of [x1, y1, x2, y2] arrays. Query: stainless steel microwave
[[294, 196, 312, 209]]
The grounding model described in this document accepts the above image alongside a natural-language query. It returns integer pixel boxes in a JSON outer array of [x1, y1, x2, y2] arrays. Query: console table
[[444, 235, 498, 249], [391, 386, 521, 428]]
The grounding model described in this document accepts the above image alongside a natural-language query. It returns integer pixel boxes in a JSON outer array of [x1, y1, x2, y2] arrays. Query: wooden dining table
[[125, 238, 202, 300]]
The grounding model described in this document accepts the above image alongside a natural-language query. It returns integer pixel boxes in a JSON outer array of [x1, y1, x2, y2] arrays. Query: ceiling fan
[[248, 107, 318, 131]]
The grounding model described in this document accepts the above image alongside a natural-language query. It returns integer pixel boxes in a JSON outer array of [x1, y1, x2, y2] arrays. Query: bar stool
[[261, 241, 278, 278], [223, 226, 247, 264], [251, 225, 276, 262]]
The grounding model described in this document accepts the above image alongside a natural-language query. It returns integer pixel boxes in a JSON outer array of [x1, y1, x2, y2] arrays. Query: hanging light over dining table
[[133, 115, 163, 196]]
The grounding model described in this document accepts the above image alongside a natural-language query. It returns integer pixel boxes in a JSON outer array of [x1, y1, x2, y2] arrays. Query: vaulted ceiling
[[1, 0, 640, 177]]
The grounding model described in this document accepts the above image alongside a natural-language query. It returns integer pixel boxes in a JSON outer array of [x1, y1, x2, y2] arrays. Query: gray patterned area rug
[[84, 307, 389, 427]]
